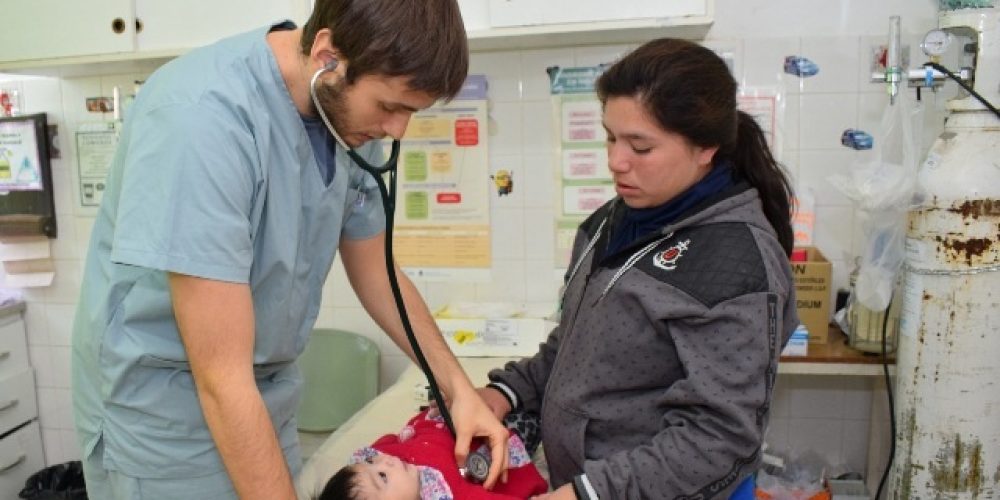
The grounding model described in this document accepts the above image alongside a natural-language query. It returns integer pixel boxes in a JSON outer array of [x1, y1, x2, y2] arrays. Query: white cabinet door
[[0, 0, 135, 63], [489, 0, 708, 27], [0, 422, 45, 500], [134, 0, 309, 52]]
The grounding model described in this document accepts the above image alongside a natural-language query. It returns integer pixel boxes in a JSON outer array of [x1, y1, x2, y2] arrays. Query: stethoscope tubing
[[309, 65, 458, 440]]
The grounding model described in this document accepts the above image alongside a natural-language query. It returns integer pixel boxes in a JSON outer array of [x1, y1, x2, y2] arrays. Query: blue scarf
[[605, 161, 735, 258]]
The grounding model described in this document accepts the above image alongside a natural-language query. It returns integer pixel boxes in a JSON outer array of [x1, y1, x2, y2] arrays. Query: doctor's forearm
[[169, 275, 296, 499], [197, 375, 297, 500]]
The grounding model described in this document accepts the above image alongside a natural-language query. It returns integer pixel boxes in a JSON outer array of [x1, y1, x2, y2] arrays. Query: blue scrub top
[[71, 22, 385, 478]]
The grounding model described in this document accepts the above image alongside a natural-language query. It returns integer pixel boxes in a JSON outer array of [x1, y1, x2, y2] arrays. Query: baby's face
[[353, 453, 421, 500]]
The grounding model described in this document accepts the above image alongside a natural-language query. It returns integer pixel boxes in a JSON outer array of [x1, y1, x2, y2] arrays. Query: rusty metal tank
[[893, 33, 1000, 498]]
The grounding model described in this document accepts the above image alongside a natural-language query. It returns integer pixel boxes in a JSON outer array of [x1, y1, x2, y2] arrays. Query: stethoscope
[[310, 61, 491, 481]]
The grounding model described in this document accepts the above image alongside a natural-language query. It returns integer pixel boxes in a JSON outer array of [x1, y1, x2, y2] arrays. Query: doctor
[[71, 1, 508, 499]]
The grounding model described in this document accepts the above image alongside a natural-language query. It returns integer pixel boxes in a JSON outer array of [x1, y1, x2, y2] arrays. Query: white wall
[[2, 0, 945, 474]]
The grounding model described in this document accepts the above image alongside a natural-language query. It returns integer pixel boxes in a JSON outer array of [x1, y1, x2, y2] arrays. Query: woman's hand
[[531, 484, 577, 499], [477, 386, 513, 421]]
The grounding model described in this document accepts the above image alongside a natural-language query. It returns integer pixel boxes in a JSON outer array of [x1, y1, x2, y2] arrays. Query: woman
[[482, 38, 798, 499]]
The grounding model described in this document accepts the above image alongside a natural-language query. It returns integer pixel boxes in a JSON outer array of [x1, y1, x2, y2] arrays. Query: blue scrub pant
[[82, 438, 237, 500]]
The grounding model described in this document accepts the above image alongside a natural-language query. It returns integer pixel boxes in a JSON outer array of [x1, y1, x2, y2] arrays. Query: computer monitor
[[0, 113, 57, 238]]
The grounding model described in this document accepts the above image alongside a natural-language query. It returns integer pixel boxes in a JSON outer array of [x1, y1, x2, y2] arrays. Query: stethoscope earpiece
[[323, 59, 339, 73]]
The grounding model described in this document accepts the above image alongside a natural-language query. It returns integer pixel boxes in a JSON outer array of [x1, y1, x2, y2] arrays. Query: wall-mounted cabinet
[[0, 0, 311, 76], [0, 0, 712, 75], [461, 0, 712, 51]]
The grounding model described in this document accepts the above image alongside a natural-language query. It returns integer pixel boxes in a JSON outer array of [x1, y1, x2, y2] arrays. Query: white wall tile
[[840, 377, 874, 420], [788, 418, 844, 467], [777, 91, 800, 154], [814, 206, 855, 263], [524, 259, 559, 303], [23, 302, 49, 346], [476, 259, 526, 301], [771, 375, 793, 419], [41, 428, 64, 466], [491, 208, 526, 260], [523, 208, 555, 260], [573, 45, 630, 67], [60, 428, 83, 462], [798, 94, 859, 150], [423, 282, 479, 311], [59, 77, 103, 125], [50, 346, 72, 389], [471, 52, 522, 102], [45, 303, 75, 347], [799, 37, 861, 94], [520, 101, 555, 154], [788, 376, 846, 419], [520, 48, 575, 101], [764, 417, 791, 455], [20, 76, 62, 116], [487, 101, 522, 156], [797, 150, 858, 207], [50, 215, 79, 260], [28, 346, 55, 388], [742, 38, 800, 90], [50, 161, 75, 216], [520, 154, 558, 210], [44, 259, 82, 304]]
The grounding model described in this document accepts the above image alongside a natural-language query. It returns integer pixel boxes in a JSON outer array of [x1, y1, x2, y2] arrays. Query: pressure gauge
[[921, 29, 953, 57]]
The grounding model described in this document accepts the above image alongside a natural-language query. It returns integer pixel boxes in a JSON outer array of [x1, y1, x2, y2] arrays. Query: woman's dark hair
[[301, 0, 469, 100], [318, 465, 361, 500], [596, 38, 795, 255]]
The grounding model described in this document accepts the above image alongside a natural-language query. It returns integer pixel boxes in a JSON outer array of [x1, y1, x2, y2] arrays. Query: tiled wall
[[2, 0, 943, 477]]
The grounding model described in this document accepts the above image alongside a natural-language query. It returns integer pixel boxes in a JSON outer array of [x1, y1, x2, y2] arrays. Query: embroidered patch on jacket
[[418, 465, 454, 500], [652, 239, 691, 271]]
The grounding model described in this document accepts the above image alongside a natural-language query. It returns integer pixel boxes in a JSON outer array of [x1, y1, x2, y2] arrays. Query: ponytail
[[731, 111, 794, 256]]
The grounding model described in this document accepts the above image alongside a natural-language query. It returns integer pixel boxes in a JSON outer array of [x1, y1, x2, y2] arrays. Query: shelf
[[778, 325, 895, 376], [0, 49, 181, 78], [466, 16, 713, 51]]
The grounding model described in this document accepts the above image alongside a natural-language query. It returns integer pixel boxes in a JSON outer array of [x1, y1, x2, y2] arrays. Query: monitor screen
[[0, 118, 44, 192]]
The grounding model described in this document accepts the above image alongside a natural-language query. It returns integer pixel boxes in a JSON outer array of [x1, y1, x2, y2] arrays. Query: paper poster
[[550, 67, 614, 268], [0, 119, 43, 192], [737, 88, 782, 157], [393, 75, 491, 281], [75, 122, 119, 208]]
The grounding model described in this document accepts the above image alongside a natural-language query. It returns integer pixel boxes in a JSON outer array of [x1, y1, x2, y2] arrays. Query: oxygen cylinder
[[892, 9, 1000, 497]]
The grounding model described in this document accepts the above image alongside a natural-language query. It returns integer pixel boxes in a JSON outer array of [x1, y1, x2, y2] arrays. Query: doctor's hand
[[449, 385, 510, 490]]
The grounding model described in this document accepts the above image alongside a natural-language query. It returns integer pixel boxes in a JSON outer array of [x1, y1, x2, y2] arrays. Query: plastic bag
[[18, 461, 88, 500], [829, 89, 924, 311]]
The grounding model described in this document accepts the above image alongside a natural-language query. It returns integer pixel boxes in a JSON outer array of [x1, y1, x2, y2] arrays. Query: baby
[[318, 410, 547, 499]]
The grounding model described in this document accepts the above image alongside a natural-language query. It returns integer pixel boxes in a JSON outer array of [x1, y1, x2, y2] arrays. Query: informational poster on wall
[[75, 121, 119, 210], [737, 87, 783, 159], [392, 75, 491, 281], [550, 66, 613, 268]]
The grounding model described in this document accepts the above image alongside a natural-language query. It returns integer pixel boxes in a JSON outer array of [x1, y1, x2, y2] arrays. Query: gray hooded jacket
[[490, 184, 798, 499]]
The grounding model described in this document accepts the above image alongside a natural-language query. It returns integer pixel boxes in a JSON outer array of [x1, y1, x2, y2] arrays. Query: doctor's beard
[[312, 77, 353, 144]]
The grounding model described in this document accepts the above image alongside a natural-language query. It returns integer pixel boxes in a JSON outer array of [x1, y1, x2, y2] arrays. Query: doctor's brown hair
[[301, 0, 469, 101], [597, 38, 795, 256]]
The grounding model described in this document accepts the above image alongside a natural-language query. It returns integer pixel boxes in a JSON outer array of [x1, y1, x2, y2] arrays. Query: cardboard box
[[791, 246, 832, 344]]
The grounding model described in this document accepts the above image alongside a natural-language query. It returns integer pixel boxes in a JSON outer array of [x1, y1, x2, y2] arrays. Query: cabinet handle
[[136, 18, 144, 34], [0, 399, 17, 412], [0, 454, 25, 474], [111, 17, 127, 34], [0, 350, 9, 361]]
